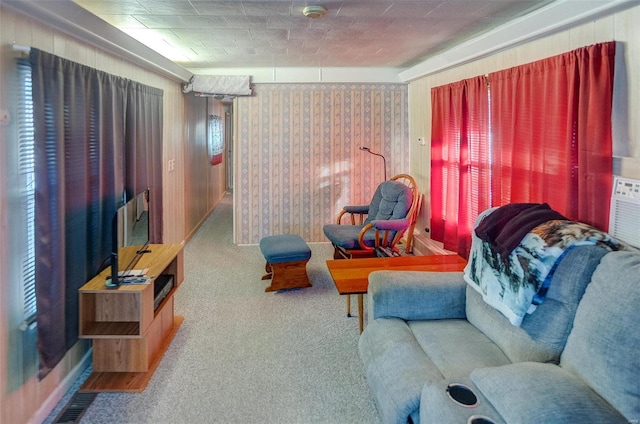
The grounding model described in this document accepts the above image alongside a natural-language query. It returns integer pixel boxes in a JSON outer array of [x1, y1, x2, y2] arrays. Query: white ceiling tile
[[241, 1, 295, 17], [190, 46, 227, 56], [324, 29, 366, 41], [97, 14, 148, 29], [74, 0, 148, 15], [138, 1, 199, 15], [191, 1, 246, 16], [249, 29, 289, 41], [133, 15, 229, 29], [208, 29, 253, 41], [223, 16, 270, 28], [289, 28, 328, 40], [382, 1, 442, 18], [234, 38, 273, 48], [347, 18, 395, 31], [308, 16, 357, 30], [72, 0, 554, 67], [335, 2, 394, 18], [428, 0, 495, 18], [287, 45, 320, 55], [267, 16, 313, 29], [124, 28, 187, 43], [223, 47, 259, 55]]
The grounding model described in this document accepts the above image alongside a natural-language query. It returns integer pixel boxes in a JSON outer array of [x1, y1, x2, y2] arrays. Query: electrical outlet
[[417, 137, 426, 145]]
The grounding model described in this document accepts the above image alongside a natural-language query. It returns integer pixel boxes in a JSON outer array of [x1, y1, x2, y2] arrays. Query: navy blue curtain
[[30, 48, 163, 378], [125, 81, 163, 243]]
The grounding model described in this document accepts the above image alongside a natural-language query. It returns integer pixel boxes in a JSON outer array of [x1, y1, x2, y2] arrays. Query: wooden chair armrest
[[357, 223, 376, 251]]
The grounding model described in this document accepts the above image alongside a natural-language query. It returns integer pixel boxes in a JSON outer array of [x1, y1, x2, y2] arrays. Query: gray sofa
[[358, 245, 640, 424]]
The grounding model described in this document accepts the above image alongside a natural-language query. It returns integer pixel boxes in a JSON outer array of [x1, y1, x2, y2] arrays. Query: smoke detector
[[303, 5, 327, 18]]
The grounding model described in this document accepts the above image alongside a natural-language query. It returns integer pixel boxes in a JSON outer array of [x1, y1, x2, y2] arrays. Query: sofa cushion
[[471, 362, 629, 424], [465, 245, 608, 363], [409, 320, 510, 379], [359, 317, 444, 424], [561, 250, 640, 423], [359, 317, 511, 424]]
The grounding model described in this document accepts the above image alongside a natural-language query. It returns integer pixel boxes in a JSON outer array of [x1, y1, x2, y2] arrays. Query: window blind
[[17, 57, 37, 327]]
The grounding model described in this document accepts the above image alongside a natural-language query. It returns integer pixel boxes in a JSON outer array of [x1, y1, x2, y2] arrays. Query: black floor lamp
[[359, 146, 387, 180]]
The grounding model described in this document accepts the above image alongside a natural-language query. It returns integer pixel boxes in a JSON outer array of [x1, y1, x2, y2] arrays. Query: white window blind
[[17, 57, 36, 326]]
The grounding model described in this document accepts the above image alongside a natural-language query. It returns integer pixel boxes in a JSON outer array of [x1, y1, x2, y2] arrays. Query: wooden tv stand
[[78, 244, 184, 392]]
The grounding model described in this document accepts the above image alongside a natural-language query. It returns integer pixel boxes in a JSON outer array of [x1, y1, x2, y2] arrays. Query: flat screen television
[[106, 188, 151, 287]]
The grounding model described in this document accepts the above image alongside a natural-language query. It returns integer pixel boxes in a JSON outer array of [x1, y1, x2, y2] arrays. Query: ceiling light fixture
[[302, 5, 327, 18]]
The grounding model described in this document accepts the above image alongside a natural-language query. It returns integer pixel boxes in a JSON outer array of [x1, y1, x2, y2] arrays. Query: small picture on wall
[[208, 114, 223, 165]]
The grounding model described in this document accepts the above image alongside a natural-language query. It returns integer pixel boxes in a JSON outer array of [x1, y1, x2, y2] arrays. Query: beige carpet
[[46, 193, 381, 424]]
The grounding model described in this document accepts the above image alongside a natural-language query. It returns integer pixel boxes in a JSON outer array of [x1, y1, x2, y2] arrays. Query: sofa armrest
[[368, 270, 467, 321]]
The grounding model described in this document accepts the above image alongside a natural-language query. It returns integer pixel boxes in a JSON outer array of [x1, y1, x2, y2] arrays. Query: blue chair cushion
[[365, 180, 413, 225], [259, 234, 311, 263], [322, 224, 377, 249]]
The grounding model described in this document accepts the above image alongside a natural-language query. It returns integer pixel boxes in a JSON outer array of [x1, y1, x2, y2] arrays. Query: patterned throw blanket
[[464, 207, 623, 326]]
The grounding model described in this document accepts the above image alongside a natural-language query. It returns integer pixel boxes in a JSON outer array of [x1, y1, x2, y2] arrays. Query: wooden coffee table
[[326, 254, 467, 333]]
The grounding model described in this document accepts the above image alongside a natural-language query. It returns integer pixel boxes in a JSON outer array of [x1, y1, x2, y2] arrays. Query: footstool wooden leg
[[262, 262, 273, 280], [264, 259, 311, 292]]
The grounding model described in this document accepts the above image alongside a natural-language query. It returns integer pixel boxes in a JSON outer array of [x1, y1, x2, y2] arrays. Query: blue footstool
[[259, 234, 312, 292]]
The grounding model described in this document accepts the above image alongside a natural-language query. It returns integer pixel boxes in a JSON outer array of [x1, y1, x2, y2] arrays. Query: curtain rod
[[11, 43, 31, 53]]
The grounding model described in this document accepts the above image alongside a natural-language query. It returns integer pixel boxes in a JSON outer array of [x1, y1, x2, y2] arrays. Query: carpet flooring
[[46, 194, 381, 424]]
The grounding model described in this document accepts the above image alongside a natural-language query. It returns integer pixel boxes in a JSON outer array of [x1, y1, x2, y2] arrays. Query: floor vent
[[53, 392, 97, 423]]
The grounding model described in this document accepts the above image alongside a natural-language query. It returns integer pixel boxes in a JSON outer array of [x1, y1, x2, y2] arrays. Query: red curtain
[[430, 76, 490, 257], [489, 42, 615, 230], [430, 42, 615, 257]]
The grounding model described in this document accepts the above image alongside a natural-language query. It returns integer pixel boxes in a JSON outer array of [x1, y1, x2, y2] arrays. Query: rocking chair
[[323, 174, 420, 259]]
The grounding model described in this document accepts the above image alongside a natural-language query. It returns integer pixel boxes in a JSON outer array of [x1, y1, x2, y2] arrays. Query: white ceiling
[[71, 0, 555, 70]]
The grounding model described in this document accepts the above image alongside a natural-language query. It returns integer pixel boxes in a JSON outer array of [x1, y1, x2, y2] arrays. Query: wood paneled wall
[[408, 5, 640, 244], [183, 95, 228, 240], [206, 99, 228, 226], [0, 6, 223, 423]]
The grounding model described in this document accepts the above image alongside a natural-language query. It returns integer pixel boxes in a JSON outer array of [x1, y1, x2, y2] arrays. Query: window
[[430, 76, 490, 257], [6, 56, 39, 391], [430, 42, 615, 257], [17, 57, 36, 327], [209, 114, 224, 165]]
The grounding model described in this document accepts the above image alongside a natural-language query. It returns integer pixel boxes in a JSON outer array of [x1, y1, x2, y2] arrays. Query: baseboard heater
[[153, 274, 174, 311]]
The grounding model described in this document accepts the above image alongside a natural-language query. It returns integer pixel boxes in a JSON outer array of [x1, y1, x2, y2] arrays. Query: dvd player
[[153, 274, 174, 310]]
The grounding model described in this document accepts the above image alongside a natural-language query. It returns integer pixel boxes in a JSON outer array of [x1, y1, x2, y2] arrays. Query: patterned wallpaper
[[235, 83, 409, 244]]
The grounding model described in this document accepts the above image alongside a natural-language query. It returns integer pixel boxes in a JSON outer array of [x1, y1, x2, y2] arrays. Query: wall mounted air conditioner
[[608, 176, 640, 248]]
